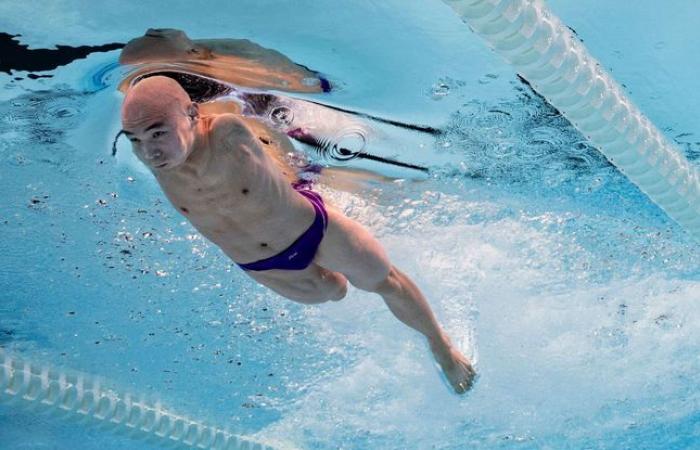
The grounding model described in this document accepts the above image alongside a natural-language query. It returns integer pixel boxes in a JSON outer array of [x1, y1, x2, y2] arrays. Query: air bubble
[[269, 106, 294, 126]]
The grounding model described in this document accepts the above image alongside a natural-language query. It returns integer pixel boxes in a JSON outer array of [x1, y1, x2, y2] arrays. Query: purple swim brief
[[236, 185, 328, 272]]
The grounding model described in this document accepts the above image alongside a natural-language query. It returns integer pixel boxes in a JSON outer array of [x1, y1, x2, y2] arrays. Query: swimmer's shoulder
[[209, 114, 263, 156], [210, 114, 253, 140]]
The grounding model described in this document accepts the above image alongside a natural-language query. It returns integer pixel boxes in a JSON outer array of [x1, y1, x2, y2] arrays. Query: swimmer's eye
[[152, 131, 167, 139], [129, 137, 141, 144]]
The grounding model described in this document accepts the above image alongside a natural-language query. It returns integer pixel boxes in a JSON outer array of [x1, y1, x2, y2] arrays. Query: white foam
[[256, 188, 699, 447]]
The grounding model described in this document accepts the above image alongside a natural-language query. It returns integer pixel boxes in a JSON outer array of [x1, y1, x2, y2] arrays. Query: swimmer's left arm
[[197, 38, 330, 93], [117, 29, 330, 94]]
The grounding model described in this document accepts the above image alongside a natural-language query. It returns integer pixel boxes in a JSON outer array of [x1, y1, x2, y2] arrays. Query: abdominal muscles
[[183, 191, 314, 263]]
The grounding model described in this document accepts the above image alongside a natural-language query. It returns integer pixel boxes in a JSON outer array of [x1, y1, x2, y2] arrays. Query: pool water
[[1, 0, 699, 448]]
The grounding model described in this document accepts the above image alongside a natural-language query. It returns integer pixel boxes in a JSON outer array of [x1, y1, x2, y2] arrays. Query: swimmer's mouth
[[155, 162, 168, 169]]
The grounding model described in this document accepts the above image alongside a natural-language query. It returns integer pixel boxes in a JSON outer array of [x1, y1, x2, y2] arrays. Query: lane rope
[[443, 0, 700, 240], [0, 349, 284, 450]]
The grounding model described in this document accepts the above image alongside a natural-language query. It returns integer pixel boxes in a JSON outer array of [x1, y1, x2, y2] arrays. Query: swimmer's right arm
[[211, 114, 295, 181]]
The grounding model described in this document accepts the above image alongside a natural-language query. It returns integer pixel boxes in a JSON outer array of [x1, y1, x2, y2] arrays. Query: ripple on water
[[0, 90, 86, 136], [438, 80, 614, 187], [426, 76, 465, 101]]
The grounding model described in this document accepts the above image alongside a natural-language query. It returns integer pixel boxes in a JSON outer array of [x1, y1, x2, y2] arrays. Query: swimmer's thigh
[[245, 263, 346, 304], [314, 208, 391, 291]]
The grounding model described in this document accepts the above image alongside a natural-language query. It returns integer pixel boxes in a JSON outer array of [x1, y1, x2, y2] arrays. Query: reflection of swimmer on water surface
[[117, 29, 433, 175], [118, 28, 331, 94]]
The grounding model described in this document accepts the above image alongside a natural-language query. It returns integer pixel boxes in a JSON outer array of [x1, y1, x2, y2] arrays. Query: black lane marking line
[[0, 32, 124, 74], [290, 131, 429, 173], [351, 151, 429, 172], [304, 99, 442, 136]]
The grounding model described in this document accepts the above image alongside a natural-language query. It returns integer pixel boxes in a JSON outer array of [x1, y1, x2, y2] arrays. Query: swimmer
[[119, 75, 476, 394]]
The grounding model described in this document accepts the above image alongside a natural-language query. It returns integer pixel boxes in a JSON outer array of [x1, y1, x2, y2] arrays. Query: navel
[[258, 136, 270, 145], [180, 207, 189, 214], [241, 188, 249, 195], [260, 243, 268, 247]]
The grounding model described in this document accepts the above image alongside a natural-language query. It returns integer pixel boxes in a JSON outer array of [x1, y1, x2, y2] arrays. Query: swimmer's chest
[[155, 148, 287, 231]]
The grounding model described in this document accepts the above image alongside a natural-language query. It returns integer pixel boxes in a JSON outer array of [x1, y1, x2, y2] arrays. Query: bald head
[[121, 76, 192, 126], [120, 76, 200, 171]]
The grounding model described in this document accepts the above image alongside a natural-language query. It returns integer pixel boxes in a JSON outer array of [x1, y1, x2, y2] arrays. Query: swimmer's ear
[[187, 103, 199, 123]]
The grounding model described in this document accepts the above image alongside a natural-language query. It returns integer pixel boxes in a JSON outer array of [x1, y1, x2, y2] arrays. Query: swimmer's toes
[[452, 359, 476, 394], [434, 346, 476, 394]]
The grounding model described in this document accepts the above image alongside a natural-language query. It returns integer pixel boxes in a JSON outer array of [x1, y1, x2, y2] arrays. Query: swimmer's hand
[[432, 344, 477, 394]]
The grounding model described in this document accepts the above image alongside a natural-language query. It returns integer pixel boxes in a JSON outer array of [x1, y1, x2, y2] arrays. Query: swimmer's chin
[[146, 152, 194, 172], [148, 156, 192, 172], [151, 161, 175, 171]]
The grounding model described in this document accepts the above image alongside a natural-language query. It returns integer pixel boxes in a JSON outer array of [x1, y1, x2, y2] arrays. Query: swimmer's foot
[[430, 339, 476, 394]]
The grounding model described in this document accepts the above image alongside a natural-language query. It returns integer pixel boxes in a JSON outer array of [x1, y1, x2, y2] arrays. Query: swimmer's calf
[[119, 75, 476, 394]]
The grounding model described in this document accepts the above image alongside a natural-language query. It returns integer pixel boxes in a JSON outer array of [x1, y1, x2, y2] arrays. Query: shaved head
[[120, 75, 201, 171], [121, 76, 192, 126]]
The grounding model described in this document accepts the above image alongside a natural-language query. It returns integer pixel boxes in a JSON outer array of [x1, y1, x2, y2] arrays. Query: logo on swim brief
[[288, 252, 298, 260]]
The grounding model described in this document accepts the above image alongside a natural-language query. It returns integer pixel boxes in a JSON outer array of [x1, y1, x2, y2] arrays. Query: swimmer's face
[[119, 28, 209, 64], [121, 103, 199, 171]]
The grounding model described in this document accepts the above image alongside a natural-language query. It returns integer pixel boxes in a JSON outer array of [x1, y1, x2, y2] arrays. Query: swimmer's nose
[[144, 149, 163, 162]]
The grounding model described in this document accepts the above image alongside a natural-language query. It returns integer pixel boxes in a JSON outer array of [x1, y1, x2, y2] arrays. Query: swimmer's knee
[[373, 265, 401, 295], [348, 263, 393, 293], [316, 268, 347, 302], [285, 291, 328, 305], [330, 277, 348, 301], [284, 275, 347, 304], [306, 277, 347, 303]]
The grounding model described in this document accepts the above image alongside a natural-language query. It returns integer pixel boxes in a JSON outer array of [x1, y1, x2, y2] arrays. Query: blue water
[[1, 0, 699, 449]]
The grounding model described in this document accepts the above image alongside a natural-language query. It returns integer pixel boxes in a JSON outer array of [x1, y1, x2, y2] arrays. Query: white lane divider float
[[0, 349, 286, 450], [442, 0, 700, 240]]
